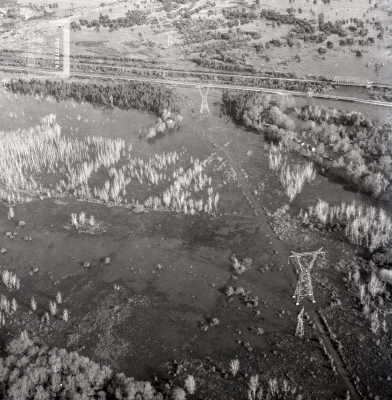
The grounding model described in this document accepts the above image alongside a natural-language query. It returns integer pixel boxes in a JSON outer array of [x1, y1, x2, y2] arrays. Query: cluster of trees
[[0, 333, 163, 399], [191, 57, 256, 73], [297, 32, 327, 43], [5, 8, 22, 19], [339, 38, 355, 46], [173, 18, 220, 36], [222, 90, 296, 135], [368, 88, 392, 103], [4, 79, 187, 114], [221, 92, 391, 198], [79, 10, 147, 31], [223, 8, 316, 33], [298, 105, 392, 197]]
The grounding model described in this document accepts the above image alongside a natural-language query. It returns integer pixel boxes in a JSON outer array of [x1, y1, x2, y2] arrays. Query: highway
[[1, 65, 392, 108]]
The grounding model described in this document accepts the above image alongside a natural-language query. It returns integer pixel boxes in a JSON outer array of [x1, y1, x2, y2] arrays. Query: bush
[[379, 269, 392, 284], [184, 375, 196, 394], [172, 387, 186, 400]]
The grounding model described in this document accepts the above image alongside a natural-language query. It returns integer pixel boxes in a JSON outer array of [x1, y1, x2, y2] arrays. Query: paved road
[[1, 66, 392, 108]]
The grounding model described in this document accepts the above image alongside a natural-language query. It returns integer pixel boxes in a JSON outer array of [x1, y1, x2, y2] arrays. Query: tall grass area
[[269, 145, 316, 202], [0, 114, 125, 199], [307, 199, 392, 252], [347, 266, 388, 335], [0, 115, 221, 215]]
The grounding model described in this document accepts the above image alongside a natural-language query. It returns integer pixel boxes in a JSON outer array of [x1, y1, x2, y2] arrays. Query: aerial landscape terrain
[[0, 0, 391, 399]]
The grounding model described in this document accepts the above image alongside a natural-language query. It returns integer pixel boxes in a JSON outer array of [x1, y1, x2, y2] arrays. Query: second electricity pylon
[[290, 248, 325, 305], [295, 307, 305, 338], [199, 86, 210, 114]]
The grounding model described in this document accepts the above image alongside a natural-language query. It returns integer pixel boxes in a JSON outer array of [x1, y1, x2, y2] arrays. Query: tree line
[[5, 79, 187, 115]]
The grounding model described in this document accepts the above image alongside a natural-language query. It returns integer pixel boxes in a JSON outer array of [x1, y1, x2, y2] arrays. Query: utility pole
[[290, 248, 325, 305]]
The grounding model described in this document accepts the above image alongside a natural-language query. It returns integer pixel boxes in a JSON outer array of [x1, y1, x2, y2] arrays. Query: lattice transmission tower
[[199, 86, 210, 114], [167, 29, 174, 48], [290, 248, 325, 305], [295, 307, 305, 338]]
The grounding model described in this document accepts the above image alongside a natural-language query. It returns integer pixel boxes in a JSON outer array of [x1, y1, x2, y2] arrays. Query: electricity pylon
[[295, 307, 305, 338], [290, 248, 325, 305], [199, 86, 210, 114], [167, 29, 174, 48], [307, 89, 314, 105]]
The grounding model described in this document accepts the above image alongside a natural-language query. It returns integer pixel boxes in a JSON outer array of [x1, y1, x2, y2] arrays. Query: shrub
[[225, 286, 235, 296], [62, 309, 69, 322], [146, 127, 157, 139], [379, 269, 392, 284], [7, 207, 14, 220], [268, 147, 284, 171], [184, 375, 196, 394], [368, 272, 385, 297], [231, 255, 252, 274], [172, 387, 186, 400], [248, 375, 259, 399], [229, 359, 240, 376], [56, 292, 62, 304], [279, 162, 316, 201], [31, 297, 37, 311], [49, 301, 57, 316]]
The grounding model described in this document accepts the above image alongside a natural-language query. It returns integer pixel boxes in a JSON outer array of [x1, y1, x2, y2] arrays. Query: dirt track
[[202, 122, 362, 400]]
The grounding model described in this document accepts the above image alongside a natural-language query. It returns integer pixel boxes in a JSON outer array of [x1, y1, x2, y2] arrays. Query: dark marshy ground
[[0, 86, 391, 399]]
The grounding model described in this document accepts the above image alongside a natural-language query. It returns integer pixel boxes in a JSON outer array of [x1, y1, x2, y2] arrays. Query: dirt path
[[203, 126, 362, 400]]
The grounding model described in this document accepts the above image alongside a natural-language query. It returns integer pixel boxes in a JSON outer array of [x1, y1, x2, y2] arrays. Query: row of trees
[[223, 8, 316, 34], [191, 58, 256, 73], [5, 79, 187, 114]]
